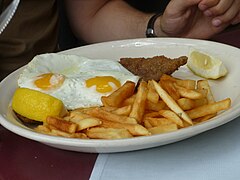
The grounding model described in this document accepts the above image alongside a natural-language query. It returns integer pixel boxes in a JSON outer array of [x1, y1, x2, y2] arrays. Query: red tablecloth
[[0, 26, 239, 180], [0, 126, 98, 180]]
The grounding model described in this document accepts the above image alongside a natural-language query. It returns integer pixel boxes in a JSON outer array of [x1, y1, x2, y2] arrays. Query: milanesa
[[119, 56, 188, 81]]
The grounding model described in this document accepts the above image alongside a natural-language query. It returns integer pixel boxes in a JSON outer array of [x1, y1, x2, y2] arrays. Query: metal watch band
[[146, 13, 163, 38]]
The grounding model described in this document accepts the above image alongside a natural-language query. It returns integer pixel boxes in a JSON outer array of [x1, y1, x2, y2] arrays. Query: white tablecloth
[[90, 116, 240, 180]]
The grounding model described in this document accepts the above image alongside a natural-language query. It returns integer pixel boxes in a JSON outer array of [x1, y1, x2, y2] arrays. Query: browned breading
[[119, 56, 188, 81], [15, 112, 41, 124]]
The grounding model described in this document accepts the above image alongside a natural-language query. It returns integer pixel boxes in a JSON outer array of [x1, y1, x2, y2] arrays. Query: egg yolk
[[86, 76, 121, 93], [34, 73, 65, 90]]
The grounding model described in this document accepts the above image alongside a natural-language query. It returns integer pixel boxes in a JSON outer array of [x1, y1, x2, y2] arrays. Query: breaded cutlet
[[119, 55, 187, 81]]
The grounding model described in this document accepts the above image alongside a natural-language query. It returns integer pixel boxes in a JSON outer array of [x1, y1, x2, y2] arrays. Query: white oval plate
[[1, 38, 240, 153]]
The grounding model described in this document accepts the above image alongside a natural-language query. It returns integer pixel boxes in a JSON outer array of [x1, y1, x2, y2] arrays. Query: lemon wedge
[[187, 49, 228, 79], [12, 88, 68, 122]]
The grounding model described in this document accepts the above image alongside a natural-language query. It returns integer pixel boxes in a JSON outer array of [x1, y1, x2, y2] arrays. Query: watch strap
[[146, 13, 163, 38]]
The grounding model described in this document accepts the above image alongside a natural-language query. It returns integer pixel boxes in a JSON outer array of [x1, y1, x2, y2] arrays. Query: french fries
[[152, 80, 193, 125], [160, 79, 180, 100], [86, 127, 133, 139], [129, 81, 148, 123], [46, 116, 78, 134], [197, 80, 215, 103], [87, 107, 137, 124], [147, 80, 159, 103], [35, 74, 231, 139], [148, 124, 178, 135], [186, 98, 231, 119], [100, 119, 150, 136], [101, 81, 135, 107], [158, 110, 184, 127], [174, 83, 204, 100]]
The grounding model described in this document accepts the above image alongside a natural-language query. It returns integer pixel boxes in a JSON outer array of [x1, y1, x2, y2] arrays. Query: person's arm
[[65, 0, 236, 43], [64, 0, 158, 43]]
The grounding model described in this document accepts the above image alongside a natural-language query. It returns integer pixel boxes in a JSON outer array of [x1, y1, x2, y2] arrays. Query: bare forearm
[[65, 0, 233, 43], [65, 0, 154, 43]]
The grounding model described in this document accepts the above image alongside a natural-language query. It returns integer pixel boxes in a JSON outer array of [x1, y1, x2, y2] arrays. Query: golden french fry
[[187, 98, 231, 119], [50, 129, 74, 138], [68, 111, 102, 131], [88, 107, 137, 124], [194, 98, 208, 107], [175, 80, 196, 90], [122, 94, 136, 106], [174, 83, 204, 99], [72, 107, 97, 114], [101, 81, 136, 107], [50, 129, 88, 139], [101, 97, 109, 107], [197, 80, 215, 103], [145, 100, 166, 111], [161, 74, 196, 90], [144, 117, 175, 127], [177, 98, 208, 111], [69, 111, 91, 120], [129, 81, 148, 123], [111, 105, 132, 116], [46, 116, 78, 133], [147, 80, 159, 103], [193, 114, 217, 124], [197, 80, 217, 118], [70, 117, 102, 131], [160, 74, 178, 82], [143, 118, 153, 128], [35, 125, 51, 134], [195, 89, 208, 97], [177, 98, 195, 110], [160, 80, 180, 100], [144, 111, 162, 118], [158, 110, 184, 127], [100, 106, 118, 112], [101, 119, 150, 136], [152, 80, 193, 125], [148, 124, 178, 135], [71, 133, 89, 139], [86, 127, 133, 139]]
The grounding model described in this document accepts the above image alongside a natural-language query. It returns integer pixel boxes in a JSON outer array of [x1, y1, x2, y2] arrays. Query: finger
[[198, 0, 219, 11], [204, 0, 234, 17], [212, 1, 240, 27], [167, 0, 201, 15]]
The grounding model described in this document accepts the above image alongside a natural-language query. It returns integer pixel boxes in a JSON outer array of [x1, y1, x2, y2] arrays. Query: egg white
[[18, 53, 139, 109]]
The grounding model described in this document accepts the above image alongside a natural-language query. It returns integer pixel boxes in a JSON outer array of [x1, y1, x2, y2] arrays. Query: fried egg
[[18, 53, 139, 109]]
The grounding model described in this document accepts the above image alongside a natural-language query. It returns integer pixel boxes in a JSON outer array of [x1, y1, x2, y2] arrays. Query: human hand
[[159, 0, 229, 39], [198, 0, 240, 26]]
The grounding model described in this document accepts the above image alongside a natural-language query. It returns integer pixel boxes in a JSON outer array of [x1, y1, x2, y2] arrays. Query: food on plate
[[12, 88, 67, 122], [101, 81, 136, 107], [187, 49, 228, 79], [119, 55, 188, 81], [12, 53, 231, 140], [86, 127, 133, 139], [17, 53, 139, 109], [35, 74, 231, 139]]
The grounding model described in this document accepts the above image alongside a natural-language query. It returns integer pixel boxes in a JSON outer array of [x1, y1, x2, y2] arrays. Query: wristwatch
[[146, 13, 163, 38]]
